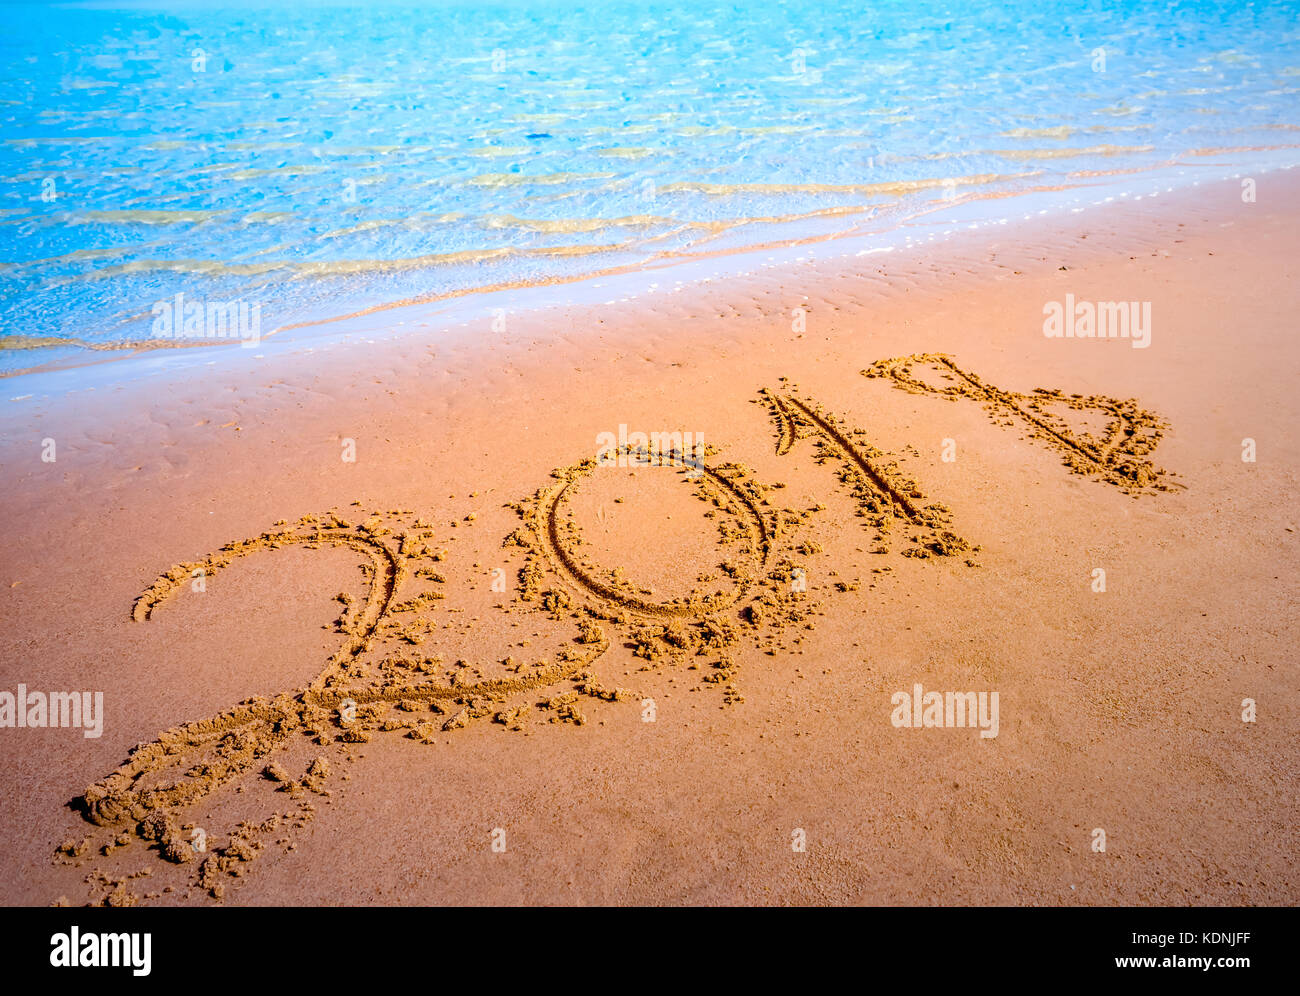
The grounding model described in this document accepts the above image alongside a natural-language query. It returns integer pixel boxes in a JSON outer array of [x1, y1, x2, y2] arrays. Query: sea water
[[1, 0, 1298, 373]]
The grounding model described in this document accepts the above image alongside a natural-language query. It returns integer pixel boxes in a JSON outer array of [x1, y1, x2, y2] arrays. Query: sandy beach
[[0, 168, 1295, 906]]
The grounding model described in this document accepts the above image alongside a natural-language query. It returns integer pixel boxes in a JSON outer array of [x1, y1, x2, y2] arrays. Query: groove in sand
[[529, 448, 773, 618], [863, 352, 1176, 494], [758, 387, 975, 559]]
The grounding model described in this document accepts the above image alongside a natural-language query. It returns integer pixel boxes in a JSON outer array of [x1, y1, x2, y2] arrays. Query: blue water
[[1, 0, 1298, 369]]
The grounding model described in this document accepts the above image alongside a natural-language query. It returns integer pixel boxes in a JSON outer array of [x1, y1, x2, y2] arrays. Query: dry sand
[[0, 172, 1296, 906]]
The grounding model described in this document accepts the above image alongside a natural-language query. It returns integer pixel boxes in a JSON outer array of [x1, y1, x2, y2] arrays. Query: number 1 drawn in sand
[[758, 386, 976, 560]]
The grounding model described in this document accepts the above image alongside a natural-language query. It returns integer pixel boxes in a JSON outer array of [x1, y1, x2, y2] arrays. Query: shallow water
[[1, 0, 1298, 366]]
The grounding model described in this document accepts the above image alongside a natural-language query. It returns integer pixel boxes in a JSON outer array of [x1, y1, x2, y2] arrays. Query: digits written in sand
[[52, 360, 1173, 906]]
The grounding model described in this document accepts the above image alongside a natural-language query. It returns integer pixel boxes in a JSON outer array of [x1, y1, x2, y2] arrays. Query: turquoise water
[[1, 0, 1298, 368]]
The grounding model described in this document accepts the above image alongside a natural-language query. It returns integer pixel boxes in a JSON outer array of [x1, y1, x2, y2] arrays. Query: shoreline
[[4, 149, 1296, 385], [0, 170, 1295, 906]]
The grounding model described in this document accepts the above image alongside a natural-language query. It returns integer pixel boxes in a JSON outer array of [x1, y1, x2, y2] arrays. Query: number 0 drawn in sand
[[57, 366, 1173, 905]]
